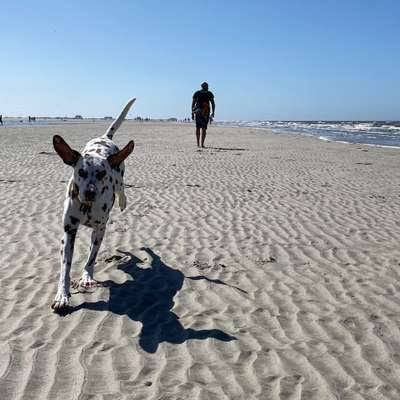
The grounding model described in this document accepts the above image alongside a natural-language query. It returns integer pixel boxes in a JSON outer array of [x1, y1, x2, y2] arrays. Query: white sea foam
[[215, 120, 400, 147]]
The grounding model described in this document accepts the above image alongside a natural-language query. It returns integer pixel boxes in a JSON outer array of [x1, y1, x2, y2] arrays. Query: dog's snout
[[84, 185, 97, 201]]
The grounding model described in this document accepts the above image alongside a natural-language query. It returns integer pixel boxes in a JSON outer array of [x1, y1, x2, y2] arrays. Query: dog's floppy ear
[[53, 135, 81, 166], [107, 140, 135, 168]]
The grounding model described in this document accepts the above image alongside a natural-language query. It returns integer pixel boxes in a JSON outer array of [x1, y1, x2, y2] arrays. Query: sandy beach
[[1, 121, 400, 400]]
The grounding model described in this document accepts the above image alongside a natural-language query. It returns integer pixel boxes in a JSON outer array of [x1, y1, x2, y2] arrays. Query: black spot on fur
[[95, 220, 101, 224], [70, 216, 79, 225], [116, 179, 119, 185], [78, 169, 88, 178], [80, 204, 91, 213], [109, 176, 113, 183], [96, 170, 107, 181], [102, 203, 107, 212], [64, 225, 78, 237], [121, 170, 124, 177], [96, 140, 110, 148], [94, 239, 99, 246]]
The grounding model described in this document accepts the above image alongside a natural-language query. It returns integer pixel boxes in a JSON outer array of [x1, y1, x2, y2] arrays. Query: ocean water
[[217, 120, 400, 148]]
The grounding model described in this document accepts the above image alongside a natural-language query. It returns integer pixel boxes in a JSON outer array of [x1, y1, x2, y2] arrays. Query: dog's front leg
[[52, 225, 78, 310], [80, 228, 105, 287]]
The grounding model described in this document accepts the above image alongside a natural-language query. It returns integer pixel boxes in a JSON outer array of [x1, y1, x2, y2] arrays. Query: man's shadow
[[71, 248, 236, 353], [206, 146, 248, 151]]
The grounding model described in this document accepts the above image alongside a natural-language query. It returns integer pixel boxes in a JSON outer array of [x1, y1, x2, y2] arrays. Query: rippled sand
[[1, 121, 400, 399]]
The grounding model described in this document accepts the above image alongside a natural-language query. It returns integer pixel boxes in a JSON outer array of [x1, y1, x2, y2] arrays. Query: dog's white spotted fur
[[52, 99, 136, 311]]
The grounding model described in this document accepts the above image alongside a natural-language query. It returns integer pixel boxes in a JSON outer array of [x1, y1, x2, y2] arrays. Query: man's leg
[[196, 127, 201, 147], [201, 128, 207, 148]]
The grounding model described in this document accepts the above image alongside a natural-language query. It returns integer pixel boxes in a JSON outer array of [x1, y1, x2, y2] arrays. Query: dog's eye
[[78, 169, 88, 178], [96, 170, 107, 180]]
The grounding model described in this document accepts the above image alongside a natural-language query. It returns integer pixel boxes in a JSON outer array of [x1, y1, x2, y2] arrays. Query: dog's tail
[[104, 98, 136, 139]]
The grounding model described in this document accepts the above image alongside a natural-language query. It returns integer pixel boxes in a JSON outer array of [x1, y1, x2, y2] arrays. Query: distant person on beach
[[0, 115, 3, 125], [191, 82, 215, 148]]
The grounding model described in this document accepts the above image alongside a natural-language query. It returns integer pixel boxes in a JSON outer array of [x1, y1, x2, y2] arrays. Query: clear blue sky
[[1, 0, 399, 120]]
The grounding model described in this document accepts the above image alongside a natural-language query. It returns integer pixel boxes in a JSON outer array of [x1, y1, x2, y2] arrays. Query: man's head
[[201, 82, 209, 91]]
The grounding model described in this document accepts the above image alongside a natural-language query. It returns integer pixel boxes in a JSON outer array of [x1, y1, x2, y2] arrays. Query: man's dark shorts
[[195, 113, 209, 129]]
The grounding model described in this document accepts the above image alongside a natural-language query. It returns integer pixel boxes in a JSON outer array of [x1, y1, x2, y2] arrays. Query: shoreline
[[3, 118, 400, 149]]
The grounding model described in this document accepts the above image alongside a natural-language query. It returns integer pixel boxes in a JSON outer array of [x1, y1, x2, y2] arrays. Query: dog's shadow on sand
[[71, 248, 237, 353]]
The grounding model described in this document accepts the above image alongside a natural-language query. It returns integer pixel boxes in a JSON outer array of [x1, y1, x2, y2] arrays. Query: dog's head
[[53, 135, 134, 205]]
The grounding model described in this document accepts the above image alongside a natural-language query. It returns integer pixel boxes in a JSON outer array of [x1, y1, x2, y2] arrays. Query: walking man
[[0, 115, 3, 125], [191, 82, 215, 148]]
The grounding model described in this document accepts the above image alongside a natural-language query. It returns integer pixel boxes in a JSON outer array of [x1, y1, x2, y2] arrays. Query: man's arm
[[191, 94, 197, 120], [210, 98, 215, 117]]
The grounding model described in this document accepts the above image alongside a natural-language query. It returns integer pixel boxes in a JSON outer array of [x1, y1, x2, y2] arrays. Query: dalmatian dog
[[51, 98, 136, 311]]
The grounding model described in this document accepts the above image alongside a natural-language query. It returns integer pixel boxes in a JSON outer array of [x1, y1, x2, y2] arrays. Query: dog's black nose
[[84, 188, 96, 201]]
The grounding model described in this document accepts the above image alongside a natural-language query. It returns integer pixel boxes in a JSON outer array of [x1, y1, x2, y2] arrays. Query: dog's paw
[[51, 292, 71, 311], [79, 275, 98, 288], [118, 192, 127, 211]]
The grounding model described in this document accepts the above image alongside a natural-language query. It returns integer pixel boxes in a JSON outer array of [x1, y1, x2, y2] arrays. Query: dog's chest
[[79, 194, 115, 226]]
